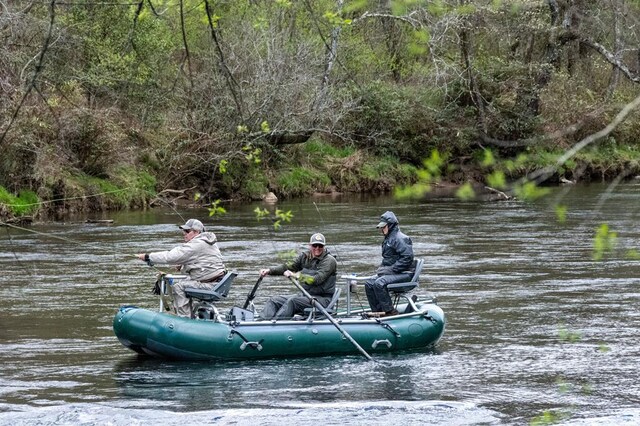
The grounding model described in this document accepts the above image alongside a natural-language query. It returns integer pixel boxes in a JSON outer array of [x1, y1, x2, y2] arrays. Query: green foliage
[[530, 410, 569, 426], [593, 223, 617, 261], [65, 168, 155, 210], [395, 150, 446, 199], [346, 82, 444, 160], [481, 149, 496, 168], [69, 174, 128, 209], [407, 29, 430, 57], [218, 159, 268, 200], [5, 0, 640, 219], [111, 167, 157, 208], [558, 326, 582, 343], [243, 146, 263, 165], [276, 249, 298, 262], [513, 181, 551, 201], [455, 182, 475, 200], [302, 140, 355, 159], [0, 187, 40, 216], [554, 204, 567, 224], [207, 200, 227, 218], [486, 170, 506, 189], [626, 249, 640, 260], [254, 207, 294, 231], [219, 160, 229, 174], [275, 167, 331, 197]]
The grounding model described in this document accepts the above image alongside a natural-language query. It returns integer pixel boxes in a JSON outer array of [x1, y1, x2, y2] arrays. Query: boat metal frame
[[157, 260, 425, 322]]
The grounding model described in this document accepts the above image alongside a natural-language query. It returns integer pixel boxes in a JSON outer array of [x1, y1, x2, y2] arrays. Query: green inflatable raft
[[113, 300, 445, 361], [113, 267, 445, 361]]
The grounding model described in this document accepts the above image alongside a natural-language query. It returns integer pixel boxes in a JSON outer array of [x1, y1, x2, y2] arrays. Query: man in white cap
[[137, 218, 226, 317], [258, 233, 337, 320]]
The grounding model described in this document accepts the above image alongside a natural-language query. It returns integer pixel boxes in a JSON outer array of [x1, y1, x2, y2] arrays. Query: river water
[[0, 183, 638, 425]]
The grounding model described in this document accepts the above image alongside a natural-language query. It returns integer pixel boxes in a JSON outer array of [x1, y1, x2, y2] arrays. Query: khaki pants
[[171, 278, 215, 317]]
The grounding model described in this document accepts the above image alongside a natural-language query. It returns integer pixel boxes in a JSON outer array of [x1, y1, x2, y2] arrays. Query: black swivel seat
[[184, 271, 238, 319], [386, 258, 424, 313]]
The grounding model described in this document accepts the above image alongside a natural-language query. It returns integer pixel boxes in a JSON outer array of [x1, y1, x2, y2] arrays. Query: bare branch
[[577, 35, 640, 84], [351, 11, 421, 28], [0, 0, 57, 148], [479, 105, 607, 148], [528, 94, 640, 185], [203, 0, 245, 123]]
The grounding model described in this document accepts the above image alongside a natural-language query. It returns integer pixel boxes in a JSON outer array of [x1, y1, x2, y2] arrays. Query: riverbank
[[1, 138, 640, 223]]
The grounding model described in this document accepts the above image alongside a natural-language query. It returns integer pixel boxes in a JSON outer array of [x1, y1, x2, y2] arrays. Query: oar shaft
[[243, 276, 264, 309], [289, 277, 373, 361]]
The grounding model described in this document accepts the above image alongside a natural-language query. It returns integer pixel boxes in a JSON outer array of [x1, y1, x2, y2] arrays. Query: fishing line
[[3, 223, 29, 271], [149, 192, 187, 223], [312, 201, 341, 262], [1, 188, 133, 208], [1, 221, 83, 245]]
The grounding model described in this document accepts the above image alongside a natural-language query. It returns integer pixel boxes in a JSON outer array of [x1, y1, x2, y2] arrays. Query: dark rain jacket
[[377, 211, 414, 275], [269, 249, 337, 297]]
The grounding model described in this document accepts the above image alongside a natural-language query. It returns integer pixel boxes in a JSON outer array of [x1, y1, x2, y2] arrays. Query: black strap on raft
[[375, 319, 401, 337], [229, 329, 264, 351], [422, 312, 437, 323]]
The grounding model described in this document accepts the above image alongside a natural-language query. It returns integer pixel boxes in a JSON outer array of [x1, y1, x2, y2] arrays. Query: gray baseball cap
[[179, 218, 205, 232], [309, 233, 326, 246]]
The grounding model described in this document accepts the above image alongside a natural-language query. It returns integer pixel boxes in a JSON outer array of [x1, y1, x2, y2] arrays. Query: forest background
[[1, 0, 640, 220]]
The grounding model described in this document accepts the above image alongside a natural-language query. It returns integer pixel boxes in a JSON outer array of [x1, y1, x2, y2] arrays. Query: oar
[[288, 276, 373, 362], [242, 276, 264, 310]]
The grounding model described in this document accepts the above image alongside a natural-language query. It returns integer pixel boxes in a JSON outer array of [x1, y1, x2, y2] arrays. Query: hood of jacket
[[193, 231, 217, 245], [380, 211, 399, 231]]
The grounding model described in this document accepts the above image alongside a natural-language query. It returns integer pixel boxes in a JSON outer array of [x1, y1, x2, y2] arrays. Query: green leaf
[[486, 170, 506, 189], [455, 182, 475, 200], [219, 159, 228, 174], [513, 181, 550, 201], [207, 199, 227, 217], [481, 149, 496, 168], [554, 204, 567, 224], [593, 223, 617, 261]]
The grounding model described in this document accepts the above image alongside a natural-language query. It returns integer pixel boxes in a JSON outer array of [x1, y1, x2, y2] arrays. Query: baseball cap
[[179, 218, 205, 232], [309, 233, 326, 246]]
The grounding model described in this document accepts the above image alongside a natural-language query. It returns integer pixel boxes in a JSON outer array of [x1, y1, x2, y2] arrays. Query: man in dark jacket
[[259, 233, 337, 320], [365, 211, 414, 317]]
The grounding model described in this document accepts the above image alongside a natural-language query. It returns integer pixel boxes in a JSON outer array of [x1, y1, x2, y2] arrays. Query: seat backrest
[[184, 271, 238, 302], [212, 271, 238, 298], [409, 258, 424, 284], [386, 258, 424, 294], [325, 287, 342, 311]]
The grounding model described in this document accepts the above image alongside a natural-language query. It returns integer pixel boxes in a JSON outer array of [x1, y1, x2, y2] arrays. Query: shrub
[[0, 186, 40, 216], [275, 167, 332, 197]]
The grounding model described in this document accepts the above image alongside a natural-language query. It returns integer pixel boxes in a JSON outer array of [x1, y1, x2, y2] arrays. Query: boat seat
[[184, 271, 238, 302], [304, 287, 342, 319], [387, 258, 424, 312]]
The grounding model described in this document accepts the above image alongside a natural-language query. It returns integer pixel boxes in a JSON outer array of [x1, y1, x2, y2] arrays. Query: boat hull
[[113, 303, 445, 360]]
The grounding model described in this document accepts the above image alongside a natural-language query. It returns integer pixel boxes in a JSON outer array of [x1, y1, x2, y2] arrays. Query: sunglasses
[[311, 244, 324, 248]]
